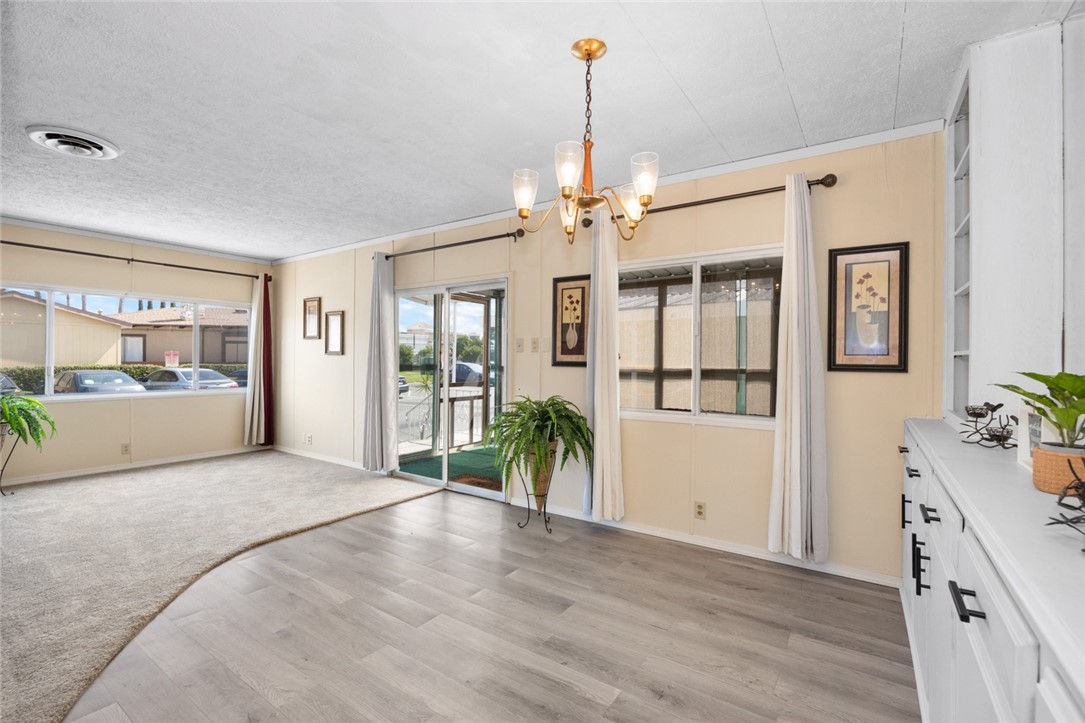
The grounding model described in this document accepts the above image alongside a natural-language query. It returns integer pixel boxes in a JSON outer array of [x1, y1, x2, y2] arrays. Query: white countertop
[[906, 417, 1085, 695]]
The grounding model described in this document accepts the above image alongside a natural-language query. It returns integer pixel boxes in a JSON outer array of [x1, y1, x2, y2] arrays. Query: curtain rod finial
[[821, 173, 837, 187]]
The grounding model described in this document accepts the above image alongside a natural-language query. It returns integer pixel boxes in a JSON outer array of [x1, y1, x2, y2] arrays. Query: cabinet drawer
[[925, 473, 963, 564], [1035, 667, 1085, 723], [955, 529, 1039, 721]]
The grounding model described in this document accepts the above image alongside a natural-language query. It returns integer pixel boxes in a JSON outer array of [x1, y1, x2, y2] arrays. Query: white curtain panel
[[362, 252, 399, 473], [243, 274, 270, 446], [768, 173, 829, 562], [588, 214, 625, 521]]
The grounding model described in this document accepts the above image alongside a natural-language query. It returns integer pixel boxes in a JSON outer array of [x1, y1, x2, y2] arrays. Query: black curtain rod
[[382, 174, 836, 258], [0, 240, 263, 280], [640, 173, 837, 218], [385, 229, 526, 260]]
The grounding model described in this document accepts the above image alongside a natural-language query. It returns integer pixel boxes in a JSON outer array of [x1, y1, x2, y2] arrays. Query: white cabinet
[[955, 530, 1038, 721], [899, 433, 921, 618], [1035, 669, 1085, 723], [925, 536, 957, 721], [901, 418, 1084, 723]]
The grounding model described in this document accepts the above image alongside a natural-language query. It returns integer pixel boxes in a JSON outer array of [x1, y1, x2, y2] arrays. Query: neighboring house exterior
[[108, 305, 249, 364], [399, 321, 433, 353], [0, 290, 130, 367]]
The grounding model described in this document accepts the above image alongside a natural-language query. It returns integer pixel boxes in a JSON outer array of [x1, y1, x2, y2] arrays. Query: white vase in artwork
[[565, 322, 579, 350], [854, 306, 879, 347]]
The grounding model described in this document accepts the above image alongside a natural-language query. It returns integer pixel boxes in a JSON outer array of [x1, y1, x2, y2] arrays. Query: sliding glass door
[[396, 281, 506, 499]]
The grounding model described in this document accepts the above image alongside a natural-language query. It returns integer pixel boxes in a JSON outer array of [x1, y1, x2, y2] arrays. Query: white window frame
[[1, 282, 250, 399], [617, 244, 783, 431]]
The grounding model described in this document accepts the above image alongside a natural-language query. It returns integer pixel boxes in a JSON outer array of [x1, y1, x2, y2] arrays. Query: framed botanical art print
[[302, 297, 321, 339], [325, 310, 344, 355], [828, 242, 908, 372], [553, 274, 590, 366]]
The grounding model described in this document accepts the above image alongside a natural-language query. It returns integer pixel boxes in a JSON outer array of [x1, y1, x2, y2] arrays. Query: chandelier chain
[[583, 57, 593, 143]]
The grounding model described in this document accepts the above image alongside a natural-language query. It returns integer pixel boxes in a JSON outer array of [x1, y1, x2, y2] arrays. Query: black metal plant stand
[[1047, 459, 1085, 552], [517, 473, 552, 534], [0, 426, 18, 496]]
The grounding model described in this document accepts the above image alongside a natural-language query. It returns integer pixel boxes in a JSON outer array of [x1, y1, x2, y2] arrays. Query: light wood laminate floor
[[65, 491, 919, 722]]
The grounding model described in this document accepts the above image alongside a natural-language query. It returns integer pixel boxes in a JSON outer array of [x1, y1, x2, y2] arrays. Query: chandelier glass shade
[[512, 39, 659, 244]]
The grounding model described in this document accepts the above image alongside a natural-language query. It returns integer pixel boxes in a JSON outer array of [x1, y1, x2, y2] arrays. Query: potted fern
[[0, 394, 57, 495], [996, 371, 1085, 494], [484, 395, 593, 513]]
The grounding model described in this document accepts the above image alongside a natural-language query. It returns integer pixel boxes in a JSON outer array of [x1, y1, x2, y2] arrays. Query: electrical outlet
[[694, 501, 706, 520], [515, 338, 524, 352], [120, 443, 131, 455], [530, 337, 539, 352], [305, 433, 313, 445]]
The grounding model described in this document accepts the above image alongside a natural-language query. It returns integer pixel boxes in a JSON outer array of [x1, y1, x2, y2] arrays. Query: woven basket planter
[[1032, 445, 1085, 495]]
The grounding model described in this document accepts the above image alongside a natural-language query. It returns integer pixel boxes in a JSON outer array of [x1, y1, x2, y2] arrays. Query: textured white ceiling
[[0, 1, 1072, 261]]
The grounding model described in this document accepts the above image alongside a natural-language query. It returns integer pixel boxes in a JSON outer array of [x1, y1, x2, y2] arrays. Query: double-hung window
[[618, 251, 782, 420]]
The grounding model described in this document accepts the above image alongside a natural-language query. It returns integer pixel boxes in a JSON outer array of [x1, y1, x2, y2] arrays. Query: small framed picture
[[303, 297, 321, 339], [553, 274, 590, 366], [828, 242, 909, 372], [325, 311, 344, 355]]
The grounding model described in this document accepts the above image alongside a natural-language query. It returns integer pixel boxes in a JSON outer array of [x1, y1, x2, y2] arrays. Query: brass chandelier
[[512, 38, 659, 244]]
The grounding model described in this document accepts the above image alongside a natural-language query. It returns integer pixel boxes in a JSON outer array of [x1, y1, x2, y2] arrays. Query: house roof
[[109, 306, 249, 328], [0, 290, 132, 327]]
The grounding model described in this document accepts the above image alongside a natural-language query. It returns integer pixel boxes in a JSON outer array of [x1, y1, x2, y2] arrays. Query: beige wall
[[1, 393, 248, 481], [0, 223, 270, 483], [54, 310, 123, 366], [143, 328, 194, 365], [0, 224, 258, 304], [623, 134, 944, 579], [0, 297, 123, 367], [274, 132, 944, 582]]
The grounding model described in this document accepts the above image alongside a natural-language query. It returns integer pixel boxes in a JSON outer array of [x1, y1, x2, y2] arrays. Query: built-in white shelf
[[953, 350, 971, 357], [954, 212, 971, 238], [954, 144, 971, 179]]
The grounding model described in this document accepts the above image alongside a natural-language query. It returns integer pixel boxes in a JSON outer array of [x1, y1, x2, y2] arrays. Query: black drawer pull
[[920, 504, 941, 524], [906, 467, 921, 478], [912, 540, 930, 595], [898, 445, 909, 454], [909, 534, 918, 579], [901, 494, 911, 528], [949, 581, 987, 623]]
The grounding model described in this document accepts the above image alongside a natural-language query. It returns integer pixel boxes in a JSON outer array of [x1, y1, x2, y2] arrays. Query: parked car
[[54, 370, 146, 394], [226, 368, 248, 387], [399, 376, 410, 395], [141, 368, 239, 390], [0, 373, 21, 395], [454, 362, 483, 385]]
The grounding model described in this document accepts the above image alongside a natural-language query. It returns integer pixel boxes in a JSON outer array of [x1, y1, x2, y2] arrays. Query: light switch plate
[[531, 337, 539, 353], [515, 338, 524, 352]]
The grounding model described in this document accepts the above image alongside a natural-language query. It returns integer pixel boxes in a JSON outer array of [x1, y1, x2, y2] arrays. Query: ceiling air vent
[[26, 126, 121, 160]]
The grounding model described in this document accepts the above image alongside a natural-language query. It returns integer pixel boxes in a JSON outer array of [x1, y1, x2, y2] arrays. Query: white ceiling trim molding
[[0, 216, 269, 265], [658, 118, 944, 188], [274, 118, 944, 266]]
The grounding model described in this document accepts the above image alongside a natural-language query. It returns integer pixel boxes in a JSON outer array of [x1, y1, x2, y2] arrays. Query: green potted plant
[[996, 371, 1085, 494], [0, 394, 57, 495], [484, 395, 593, 512]]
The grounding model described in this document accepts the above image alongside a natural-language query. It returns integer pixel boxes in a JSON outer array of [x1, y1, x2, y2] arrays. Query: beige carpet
[[0, 450, 440, 723]]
